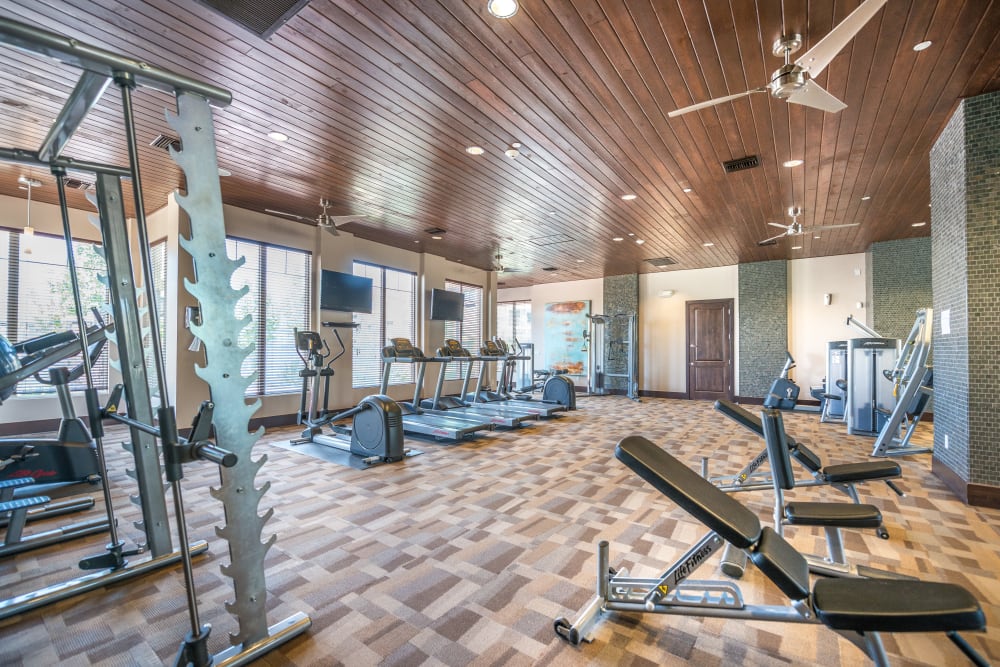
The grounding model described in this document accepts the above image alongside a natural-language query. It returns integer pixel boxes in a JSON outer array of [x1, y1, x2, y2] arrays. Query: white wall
[[639, 266, 739, 394], [787, 253, 868, 390]]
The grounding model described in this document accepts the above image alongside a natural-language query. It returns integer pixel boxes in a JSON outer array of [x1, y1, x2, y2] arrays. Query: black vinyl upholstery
[[615, 436, 761, 549], [823, 460, 900, 483], [813, 578, 985, 633], [749, 526, 810, 601], [784, 501, 882, 528]]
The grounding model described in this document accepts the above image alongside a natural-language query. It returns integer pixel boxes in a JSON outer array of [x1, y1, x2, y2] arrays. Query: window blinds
[[352, 261, 416, 388], [443, 280, 483, 380]]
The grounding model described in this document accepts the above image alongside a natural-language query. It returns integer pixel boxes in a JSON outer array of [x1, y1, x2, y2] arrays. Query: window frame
[[351, 260, 417, 389]]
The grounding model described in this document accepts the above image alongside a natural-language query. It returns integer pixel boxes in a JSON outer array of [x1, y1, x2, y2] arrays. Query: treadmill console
[[387, 337, 422, 358], [444, 339, 471, 357], [481, 340, 503, 356]]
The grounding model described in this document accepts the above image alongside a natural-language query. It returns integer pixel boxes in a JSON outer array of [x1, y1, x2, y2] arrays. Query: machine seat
[[784, 501, 882, 528], [813, 578, 985, 633], [822, 461, 901, 483]]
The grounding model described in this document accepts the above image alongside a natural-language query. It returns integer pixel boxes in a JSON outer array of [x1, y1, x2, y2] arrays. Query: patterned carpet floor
[[1, 396, 998, 666]]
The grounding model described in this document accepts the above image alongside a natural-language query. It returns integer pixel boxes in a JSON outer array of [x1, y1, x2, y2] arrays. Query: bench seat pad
[[784, 501, 882, 528], [813, 578, 985, 633], [822, 461, 901, 483]]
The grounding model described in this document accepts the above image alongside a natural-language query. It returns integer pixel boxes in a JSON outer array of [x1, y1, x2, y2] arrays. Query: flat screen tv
[[429, 288, 465, 322], [320, 270, 373, 313]]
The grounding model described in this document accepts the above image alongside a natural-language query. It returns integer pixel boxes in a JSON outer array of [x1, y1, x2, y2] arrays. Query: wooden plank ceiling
[[0, 1, 998, 287]]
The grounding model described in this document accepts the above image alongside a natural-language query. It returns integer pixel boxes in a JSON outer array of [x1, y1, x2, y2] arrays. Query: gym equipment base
[[272, 439, 422, 470], [214, 611, 311, 667], [0, 540, 208, 621]]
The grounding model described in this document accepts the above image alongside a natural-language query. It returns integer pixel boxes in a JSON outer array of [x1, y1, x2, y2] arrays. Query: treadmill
[[422, 339, 538, 428], [469, 340, 565, 417], [381, 338, 493, 440]]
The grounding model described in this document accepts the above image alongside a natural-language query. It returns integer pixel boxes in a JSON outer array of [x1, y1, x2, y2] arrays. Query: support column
[[738, 260, 787, 399], [602, 273, 638, 393], [929, 89, 1000, 508]]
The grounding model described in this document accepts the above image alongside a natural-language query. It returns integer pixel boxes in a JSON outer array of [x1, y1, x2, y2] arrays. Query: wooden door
[[686, 299, 734, 401]]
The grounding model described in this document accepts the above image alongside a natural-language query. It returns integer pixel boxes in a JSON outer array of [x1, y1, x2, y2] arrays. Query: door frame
[[685, 298, 735, 401]]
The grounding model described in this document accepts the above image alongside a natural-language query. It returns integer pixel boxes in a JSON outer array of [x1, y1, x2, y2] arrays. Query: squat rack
[[0, 17, 309, 665]]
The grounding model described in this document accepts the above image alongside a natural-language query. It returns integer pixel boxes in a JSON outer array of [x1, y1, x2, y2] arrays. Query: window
[[0, 228, 110, 395], [352, 261, 416, 388], [497, 300, 532, 345], [144, 239, 168, 398], [227, 237, 311, 396], [443, 280, 483, 380]]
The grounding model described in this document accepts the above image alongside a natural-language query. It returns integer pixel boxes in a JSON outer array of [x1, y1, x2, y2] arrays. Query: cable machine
[[585, 313, 639, 401], [0, 18, 309, 664]]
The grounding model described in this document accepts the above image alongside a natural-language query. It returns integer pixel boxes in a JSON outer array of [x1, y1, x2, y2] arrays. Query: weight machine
[[0, 18, 309, 664], [870, 309, 933, 457], [585, 313, 639, 401]]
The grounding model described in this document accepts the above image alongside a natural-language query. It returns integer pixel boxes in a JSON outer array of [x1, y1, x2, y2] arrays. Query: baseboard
[[0, 418, 61, 437], [638, 390, 688, 400], [932, 458, 1000, 508]]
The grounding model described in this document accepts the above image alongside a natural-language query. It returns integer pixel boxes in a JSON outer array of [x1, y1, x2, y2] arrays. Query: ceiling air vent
[[150, 134, 181, 152], [62, 177, 93, 190], [722, 155, 760, 173], [194, 0, 310, 39], [424, 227, 447, 235], [645, 257, 677, 268], [527, 233, 574, 246], [542, 267, 558, 272]]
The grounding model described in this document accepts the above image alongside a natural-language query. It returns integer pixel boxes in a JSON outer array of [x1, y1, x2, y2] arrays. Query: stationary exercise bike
[[292, 326, 405, 466]]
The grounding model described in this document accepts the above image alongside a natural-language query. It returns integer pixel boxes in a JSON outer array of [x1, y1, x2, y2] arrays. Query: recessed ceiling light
[[912, 222, 927, 227], [621, 194, 637, 201], [813, 235, 821, 239], [612, 236, 624, 242], [913, 40, 932, 51], [466, 146, 484, 155], [548, 210, 557, 215], [512, 218, 523, 223], [487, 0, 518, 18], [861, 195, 872, 201], [702, 242, 714, 247], [791, 245, 802, 250], [627, 232, 635, 236], [431, 235, 443, 240], [782, 159, 803, 168], [267, 131, 288, 142], [682, 187, 693, 193], [217, 167, 232, 177], [576, 259, 584, 263], [635, 239, 645, 245]]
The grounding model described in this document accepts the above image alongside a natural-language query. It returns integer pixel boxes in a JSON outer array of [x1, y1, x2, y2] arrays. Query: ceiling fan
[[668, 0, 888, 118], [758, 206, 858, 246], [493, 253, 522, 274], [264, 198, 368, 236]]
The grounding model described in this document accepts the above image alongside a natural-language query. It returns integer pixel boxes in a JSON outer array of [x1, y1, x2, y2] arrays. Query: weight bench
[[554, 436, 988, 666], [711, 400, 903, 537]]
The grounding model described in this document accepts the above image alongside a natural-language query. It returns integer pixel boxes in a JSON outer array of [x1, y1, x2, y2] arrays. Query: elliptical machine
[[762, 352, 820, 414], [292, 325, 405, 466]]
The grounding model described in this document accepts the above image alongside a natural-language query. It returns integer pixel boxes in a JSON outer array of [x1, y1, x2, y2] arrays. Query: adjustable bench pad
[[822, 460, 901, 483], [616, 436, 761, 549], [785, 501, 882, 528], [813, 578, 985, 633]]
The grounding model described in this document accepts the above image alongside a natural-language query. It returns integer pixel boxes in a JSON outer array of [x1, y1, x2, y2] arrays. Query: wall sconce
[[659, 290, 675, 298], [856, 301, 865, 310], [823, 293, 832, 306]]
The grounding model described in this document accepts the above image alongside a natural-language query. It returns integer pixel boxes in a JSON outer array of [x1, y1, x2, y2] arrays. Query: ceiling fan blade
[[807, 222, 860, 231], [264, 208, 309, 222], [758, 232, 787, 245], [667, 87, 767, 117], [786, 79, 847, 113], [321, 224, 340, 237], [795, 0, 888, 76], [327, 215, 369, 224], [767, 222, 790, 229]]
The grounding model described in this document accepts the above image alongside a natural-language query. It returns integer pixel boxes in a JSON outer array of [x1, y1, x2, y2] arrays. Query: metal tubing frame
[[38, 71, 111, 161], [92, 171, 173, 556], [0, 17, 231, 107], [0, 147, 131, 177]]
